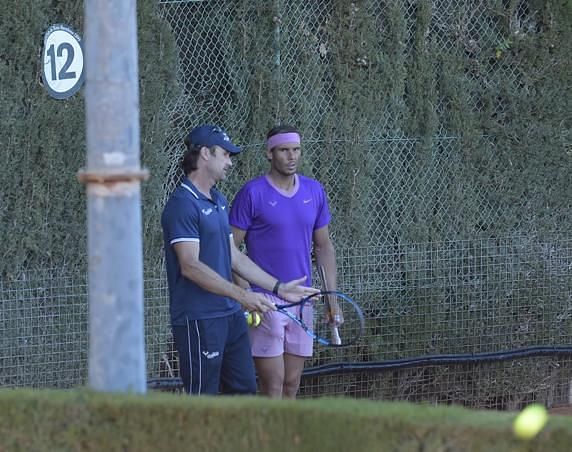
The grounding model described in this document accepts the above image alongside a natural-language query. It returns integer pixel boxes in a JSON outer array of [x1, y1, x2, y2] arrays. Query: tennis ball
[[245, 312, 262, 327], [513, 404, 548, 440]]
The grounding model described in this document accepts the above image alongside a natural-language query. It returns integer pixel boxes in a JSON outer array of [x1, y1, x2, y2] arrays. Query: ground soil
[[548, 405, 572, 416]]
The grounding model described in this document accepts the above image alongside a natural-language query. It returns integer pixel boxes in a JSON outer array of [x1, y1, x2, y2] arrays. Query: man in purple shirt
[[229, 125, 337, 399]]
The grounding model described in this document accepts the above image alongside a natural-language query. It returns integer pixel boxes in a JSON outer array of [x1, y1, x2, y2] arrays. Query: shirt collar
[[182, 179, 220, 204]]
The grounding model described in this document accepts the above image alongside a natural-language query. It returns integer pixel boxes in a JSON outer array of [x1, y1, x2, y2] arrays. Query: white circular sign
[[41, 24, 84, 99]]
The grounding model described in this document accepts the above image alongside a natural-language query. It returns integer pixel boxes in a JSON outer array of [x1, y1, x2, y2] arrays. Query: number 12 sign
[[42, 24, 85, 99]]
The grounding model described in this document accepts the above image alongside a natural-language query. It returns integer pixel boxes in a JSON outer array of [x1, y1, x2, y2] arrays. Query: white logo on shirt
[[202, 208, 213, 215], [202, 351, 220, 359], [303, 199, 312, 204], [221, 205, 226, 210], [268, 201, 277, 207]]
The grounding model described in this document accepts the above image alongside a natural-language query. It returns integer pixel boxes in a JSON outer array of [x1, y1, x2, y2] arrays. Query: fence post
[[272, 0, 282, 122], [80, 0, 147, 393]]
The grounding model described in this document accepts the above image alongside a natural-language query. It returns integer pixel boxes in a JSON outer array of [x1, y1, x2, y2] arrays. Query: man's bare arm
[[173, 241, 275, 313]]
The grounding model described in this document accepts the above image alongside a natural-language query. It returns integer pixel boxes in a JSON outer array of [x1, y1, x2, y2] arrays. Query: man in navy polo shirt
[[161, 124, 318, 395]]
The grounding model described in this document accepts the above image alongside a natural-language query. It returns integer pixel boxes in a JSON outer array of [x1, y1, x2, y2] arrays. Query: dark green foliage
[[0, 1, 85, 274], [1, 389, 571, 451], [480, 1, 572, 232], [0, 0, 177, 275], [1, 0, 568, 273], [0, 1, 570, 403], [137, 0, 178, 266]]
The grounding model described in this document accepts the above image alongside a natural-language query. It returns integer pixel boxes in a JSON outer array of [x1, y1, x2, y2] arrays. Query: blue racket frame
[[274, 290, 365, 347]]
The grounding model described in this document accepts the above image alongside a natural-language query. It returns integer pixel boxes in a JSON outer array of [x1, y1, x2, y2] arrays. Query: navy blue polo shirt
[[161, 179, 240, 325]]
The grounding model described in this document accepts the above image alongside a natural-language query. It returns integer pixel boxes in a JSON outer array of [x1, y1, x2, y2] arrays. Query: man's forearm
[[315, 243, 337, 290], [181, 259, 248, 302], [232, 252, 279, 292]]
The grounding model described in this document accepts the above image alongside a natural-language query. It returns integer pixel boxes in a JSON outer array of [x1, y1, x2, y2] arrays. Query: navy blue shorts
[[172, 309, 256, 395]]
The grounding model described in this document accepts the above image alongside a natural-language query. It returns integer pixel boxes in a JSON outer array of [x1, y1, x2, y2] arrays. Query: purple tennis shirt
[[229, 174, 331, 290]]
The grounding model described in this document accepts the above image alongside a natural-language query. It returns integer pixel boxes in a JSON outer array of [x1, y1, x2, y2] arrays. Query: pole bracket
[[77, 168, 150, 184]]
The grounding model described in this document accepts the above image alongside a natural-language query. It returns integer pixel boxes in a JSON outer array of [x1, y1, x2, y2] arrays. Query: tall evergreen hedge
[[0, 0, 569, 272], [0, 0, 176, 276]]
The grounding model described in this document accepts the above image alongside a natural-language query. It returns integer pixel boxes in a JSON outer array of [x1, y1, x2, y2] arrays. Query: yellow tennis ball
[[513, 404, 548, 440], [245, 312, 262, 327]]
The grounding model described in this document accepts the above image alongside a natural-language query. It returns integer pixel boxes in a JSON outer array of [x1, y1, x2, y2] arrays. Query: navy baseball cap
[[187, 124, 241, 154]]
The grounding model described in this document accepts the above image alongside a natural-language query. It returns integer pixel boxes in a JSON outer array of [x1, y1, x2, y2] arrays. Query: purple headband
[[266, 132, 301, 150]]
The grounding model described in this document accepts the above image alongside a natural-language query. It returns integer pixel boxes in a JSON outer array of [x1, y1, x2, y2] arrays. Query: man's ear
[[199, 145, 211, 160], [265, 148, 273, 162]]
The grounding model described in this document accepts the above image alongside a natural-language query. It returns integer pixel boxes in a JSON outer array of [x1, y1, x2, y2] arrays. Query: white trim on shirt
[[181, 183, 199, 199], [170, 237, 200, 245]]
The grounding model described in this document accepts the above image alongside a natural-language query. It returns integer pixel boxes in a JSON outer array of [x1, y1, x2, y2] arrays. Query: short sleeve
[[314, 183, 331, 230], [162, 196, 200, 245]]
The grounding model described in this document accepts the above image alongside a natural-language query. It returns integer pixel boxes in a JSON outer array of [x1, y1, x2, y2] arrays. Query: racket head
[[300, 291, 364, 347]]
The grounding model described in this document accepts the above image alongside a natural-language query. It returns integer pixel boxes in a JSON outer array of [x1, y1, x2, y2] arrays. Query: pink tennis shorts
[[248, 293, 313, 358]]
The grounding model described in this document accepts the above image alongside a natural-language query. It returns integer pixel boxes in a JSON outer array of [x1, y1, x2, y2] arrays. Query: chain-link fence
[[2, 236, 571, 408], [1, 0, 570, 409]]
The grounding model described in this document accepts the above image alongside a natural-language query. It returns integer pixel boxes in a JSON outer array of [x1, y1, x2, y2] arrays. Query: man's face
[[207, 145, 233, 182], [267, 142, 301, 176]]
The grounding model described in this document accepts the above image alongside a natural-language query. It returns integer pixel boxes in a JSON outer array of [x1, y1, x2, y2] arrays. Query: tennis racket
[[275, 290, 364, 347], [318, 265, 342, 345]]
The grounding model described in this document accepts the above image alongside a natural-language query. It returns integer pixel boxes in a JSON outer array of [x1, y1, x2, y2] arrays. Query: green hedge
[[0, 0, 569, 273], [0, 0, 176, 276], [0, 389, 571, 451]]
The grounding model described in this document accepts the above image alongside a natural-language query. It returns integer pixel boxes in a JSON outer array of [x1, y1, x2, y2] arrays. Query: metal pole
[[80, 0, 147, 393]]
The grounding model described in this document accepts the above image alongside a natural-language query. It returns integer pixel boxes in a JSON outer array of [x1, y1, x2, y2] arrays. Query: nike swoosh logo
[[269, 201, 277, 207], [303, 199, 312, 204]]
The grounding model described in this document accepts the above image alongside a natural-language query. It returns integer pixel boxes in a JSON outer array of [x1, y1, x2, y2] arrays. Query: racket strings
[[312, 294, 362, 345]]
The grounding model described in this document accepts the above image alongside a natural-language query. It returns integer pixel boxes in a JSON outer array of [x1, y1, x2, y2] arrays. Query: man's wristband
[[272, 280, 282, 296]]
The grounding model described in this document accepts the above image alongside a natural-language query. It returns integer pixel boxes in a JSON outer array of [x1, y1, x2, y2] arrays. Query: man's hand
[[325, 293, 344, 326], [238, 290, 277, 314], [277, 276, 320, 303]]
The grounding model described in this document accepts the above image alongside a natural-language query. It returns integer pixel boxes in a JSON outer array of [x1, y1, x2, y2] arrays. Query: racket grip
[[331, 326, 342, 345]]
